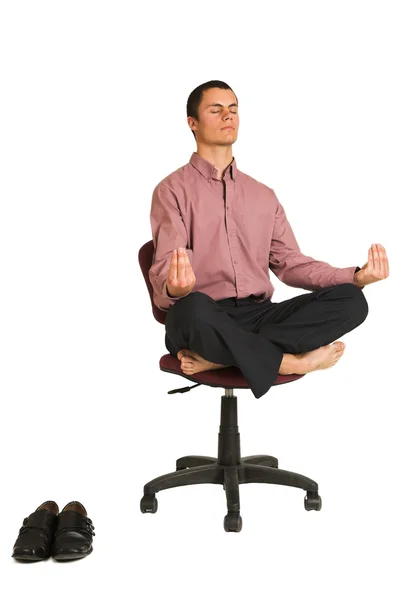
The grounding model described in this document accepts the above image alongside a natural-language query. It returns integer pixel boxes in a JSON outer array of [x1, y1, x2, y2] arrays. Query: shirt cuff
[[353, 266, 364, 289]]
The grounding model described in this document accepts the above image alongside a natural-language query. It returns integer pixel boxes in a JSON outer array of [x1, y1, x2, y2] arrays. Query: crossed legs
[[178, 341, 346, 376], [165, 283, 368, 398]]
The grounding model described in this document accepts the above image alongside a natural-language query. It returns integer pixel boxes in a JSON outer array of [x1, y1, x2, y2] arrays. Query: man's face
[[189, 87, 239, 145]]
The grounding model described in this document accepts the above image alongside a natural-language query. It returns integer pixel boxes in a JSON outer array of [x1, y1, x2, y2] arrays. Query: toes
[[332, 343, 345, 354], [181, 358, 194, 366]]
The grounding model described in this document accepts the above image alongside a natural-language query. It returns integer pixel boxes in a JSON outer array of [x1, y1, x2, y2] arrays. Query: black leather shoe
[[12, 501, 59, 561], [52, 501, 95, 561]]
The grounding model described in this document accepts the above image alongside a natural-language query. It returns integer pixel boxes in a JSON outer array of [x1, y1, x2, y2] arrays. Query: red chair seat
[[160, 354, 304, 389]]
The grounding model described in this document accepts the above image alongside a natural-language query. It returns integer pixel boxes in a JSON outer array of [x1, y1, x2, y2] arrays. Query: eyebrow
[[206, 103, 238, 108]]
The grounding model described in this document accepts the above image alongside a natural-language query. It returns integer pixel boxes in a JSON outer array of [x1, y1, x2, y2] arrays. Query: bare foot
[[279, 341, 346, 375], [177, 349, 231, 375]]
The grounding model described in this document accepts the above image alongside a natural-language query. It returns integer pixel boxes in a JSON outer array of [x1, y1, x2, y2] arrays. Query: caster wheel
[[304, 491, 322, 511], [224, 512, 242, 532], [140, 494, 158, 513]]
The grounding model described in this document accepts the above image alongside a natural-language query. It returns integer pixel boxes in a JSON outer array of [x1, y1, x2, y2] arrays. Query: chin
[[221, 138, 236, 145]]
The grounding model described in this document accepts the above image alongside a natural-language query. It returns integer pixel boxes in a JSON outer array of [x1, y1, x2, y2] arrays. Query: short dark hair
[[186, 80, 238, 139]]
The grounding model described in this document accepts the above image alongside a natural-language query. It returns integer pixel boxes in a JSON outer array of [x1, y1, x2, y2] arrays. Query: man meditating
[[149, 80, 389, 399]]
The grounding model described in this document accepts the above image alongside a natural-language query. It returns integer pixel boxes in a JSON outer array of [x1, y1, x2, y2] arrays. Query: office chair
[[138, 240, 322, 532]]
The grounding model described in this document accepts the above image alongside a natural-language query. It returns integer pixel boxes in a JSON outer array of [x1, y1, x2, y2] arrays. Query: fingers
[[375, 244, 383, 278], [376, 243, 389, 278], [170, 248, 178, 282], [185, 248, 193, 279], [170, 247, 191, 286], [177, 247, 186, 280], [370, 243, 389, 279], [369, 246, 375, 270]]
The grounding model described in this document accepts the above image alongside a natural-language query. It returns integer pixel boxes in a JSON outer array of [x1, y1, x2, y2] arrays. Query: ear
[[187, 116, 197, 134]]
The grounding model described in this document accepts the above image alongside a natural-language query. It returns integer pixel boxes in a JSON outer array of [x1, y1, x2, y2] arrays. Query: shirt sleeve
[[149, 184, 194, 311], [268, 194, 359, 290]]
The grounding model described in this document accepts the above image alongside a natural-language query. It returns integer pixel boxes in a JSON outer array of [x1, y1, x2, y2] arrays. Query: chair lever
[[168, 383, 202, 394]]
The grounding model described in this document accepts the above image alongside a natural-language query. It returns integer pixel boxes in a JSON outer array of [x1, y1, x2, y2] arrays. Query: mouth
[[221, 127, 234, 131]]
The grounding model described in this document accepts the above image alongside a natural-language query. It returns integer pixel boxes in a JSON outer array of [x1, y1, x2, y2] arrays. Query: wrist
[[353, 267, 364, 289], [166, 282, 194, 298]]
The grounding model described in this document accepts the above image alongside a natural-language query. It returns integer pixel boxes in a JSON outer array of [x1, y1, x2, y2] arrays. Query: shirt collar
[[190, 152, 237, 182]]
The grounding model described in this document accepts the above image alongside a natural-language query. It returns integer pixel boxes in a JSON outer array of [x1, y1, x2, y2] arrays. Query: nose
[[223, 115, 233, 126], [221, 106, 232, 117]]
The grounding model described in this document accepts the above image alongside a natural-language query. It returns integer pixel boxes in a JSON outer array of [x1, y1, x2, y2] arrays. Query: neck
[[195, 144, 233, 180]]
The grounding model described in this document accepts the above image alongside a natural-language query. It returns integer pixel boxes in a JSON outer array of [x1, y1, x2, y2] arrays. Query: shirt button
[[234, 260, 238, 264]]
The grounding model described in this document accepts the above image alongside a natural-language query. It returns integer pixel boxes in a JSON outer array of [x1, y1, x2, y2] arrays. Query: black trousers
[[164, 283, 369, 399]]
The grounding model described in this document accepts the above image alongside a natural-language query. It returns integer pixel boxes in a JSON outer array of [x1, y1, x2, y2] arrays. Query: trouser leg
[[165, 292, 283, 399], [256, 283, 369, 354]]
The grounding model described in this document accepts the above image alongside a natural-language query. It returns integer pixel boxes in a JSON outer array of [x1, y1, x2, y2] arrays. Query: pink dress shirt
[[149, 152, 358, 312]]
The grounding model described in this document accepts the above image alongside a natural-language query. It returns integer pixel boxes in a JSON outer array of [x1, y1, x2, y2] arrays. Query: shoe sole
[[52, 547, 93, 561], [12, 554, 48, 562]]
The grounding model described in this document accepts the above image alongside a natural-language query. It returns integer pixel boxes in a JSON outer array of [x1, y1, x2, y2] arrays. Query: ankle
[[278, 353, 303, 375]]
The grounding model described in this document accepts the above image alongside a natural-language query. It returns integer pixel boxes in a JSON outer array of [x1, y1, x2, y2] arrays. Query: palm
[[357, 244, 389, 285]]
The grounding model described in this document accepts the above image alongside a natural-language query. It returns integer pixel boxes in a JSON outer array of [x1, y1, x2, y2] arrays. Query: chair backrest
[[138, 240, 167, 325]]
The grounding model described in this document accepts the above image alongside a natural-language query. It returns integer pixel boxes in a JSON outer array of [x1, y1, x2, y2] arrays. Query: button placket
[[225, 183, 241, 293]]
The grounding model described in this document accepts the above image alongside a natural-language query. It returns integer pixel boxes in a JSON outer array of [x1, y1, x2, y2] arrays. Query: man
[[148, 80, 389, 399]]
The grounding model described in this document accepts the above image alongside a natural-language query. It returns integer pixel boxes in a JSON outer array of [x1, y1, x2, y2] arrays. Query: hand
[[354, 243, 389, 287], [166, 247, 196, 297]]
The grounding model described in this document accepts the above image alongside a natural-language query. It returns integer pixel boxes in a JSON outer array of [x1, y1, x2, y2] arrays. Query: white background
[[0, 1, 398, 598]]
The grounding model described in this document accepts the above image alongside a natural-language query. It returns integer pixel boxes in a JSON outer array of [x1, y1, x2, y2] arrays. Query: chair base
[[140, 390, 321, 532]]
